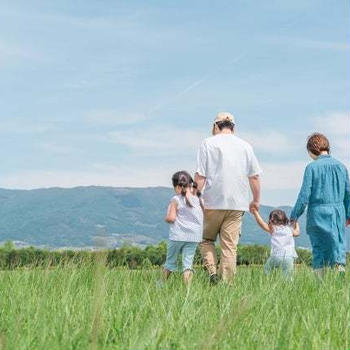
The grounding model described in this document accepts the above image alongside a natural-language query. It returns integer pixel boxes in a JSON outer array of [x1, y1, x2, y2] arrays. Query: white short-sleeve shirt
[[196, 134, 262, 210]]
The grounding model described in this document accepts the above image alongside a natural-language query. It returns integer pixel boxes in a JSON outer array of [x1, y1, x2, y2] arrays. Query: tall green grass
[[0, 263, 348, 350]]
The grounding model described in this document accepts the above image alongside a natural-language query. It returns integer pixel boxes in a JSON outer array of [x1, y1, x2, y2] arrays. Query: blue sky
[[0, 0, 349, 205]]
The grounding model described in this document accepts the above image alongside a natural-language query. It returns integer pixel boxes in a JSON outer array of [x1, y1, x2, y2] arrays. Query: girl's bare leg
[[162, 268, 171, 280], [183, 270, 193, 285]]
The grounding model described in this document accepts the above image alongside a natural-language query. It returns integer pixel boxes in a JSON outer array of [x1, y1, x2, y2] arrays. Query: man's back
[[196, 111, 262, 282], [197, 134, 261, 210]]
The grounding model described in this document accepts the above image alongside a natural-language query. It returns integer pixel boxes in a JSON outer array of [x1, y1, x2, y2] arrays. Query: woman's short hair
[[307, 133, 330, 156]]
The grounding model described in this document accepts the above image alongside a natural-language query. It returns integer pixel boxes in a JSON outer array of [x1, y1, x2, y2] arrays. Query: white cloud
[[86, 110, 147, 126], [0, 161, 308, 207], [106, 125, 296, 156], [238, 130, 296, 154], [107, 127, 206, 155], [260, 161, 307, 191], [0, 159, 308, 193], [39, 142, 82, 156], [240, 111, 349, 164], [314, 111, 349, 135], [2, 111, 347, 208], [313, 111, 349, 162], [0, 165, 172, 190], [0, 119, 55, 134]]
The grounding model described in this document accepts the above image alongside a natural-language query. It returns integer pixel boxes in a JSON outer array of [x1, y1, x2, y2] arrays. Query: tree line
[[0, 240, 335, 269]]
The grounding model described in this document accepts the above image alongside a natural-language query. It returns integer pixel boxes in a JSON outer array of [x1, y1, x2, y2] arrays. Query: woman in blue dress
[[290, 133, 350, 272]]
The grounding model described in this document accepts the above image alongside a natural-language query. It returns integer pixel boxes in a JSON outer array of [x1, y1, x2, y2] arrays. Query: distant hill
[[0, 186, 348, 249]]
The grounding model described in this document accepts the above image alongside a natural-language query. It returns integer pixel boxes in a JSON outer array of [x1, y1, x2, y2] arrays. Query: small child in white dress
[[252, 208, 299, 276]]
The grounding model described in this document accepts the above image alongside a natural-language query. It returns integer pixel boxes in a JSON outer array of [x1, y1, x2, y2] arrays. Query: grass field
[[0, 262, 349, 350]]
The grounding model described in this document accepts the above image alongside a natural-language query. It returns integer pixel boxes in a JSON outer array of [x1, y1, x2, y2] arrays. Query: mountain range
[[0, 186, 348, 250]]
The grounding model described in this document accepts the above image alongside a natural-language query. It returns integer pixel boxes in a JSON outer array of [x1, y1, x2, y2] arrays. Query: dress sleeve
[[290, 165, 313, 221], [196, 141, 207, 177], [171, 195, 180, 207], [344, 168, 350, 219]]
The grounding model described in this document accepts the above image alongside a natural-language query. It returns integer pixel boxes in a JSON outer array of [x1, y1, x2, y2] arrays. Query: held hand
[[249, 201, 260, 213], [290, 219, 297, 229], [346, 219, 350, 227]]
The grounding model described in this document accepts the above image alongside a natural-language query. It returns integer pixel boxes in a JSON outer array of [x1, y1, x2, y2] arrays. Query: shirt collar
[[317, 154, 331, 160]]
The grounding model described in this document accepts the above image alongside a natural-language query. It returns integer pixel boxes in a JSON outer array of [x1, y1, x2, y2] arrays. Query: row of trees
[[0, 241, 325, 269]]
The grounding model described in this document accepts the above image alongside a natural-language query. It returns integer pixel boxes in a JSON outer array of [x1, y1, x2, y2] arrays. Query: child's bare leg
[[162, 268, 172, 280], [183, 269, 193, 285]]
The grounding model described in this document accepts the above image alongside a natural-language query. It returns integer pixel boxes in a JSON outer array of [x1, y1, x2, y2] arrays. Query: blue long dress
[[290, 155, 350, 268]]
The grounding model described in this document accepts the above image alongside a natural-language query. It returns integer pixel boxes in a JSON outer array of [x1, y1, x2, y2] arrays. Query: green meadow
[[0, 260, 348, 350]]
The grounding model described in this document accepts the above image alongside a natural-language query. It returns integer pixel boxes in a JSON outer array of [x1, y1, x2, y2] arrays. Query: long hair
[[171, 171, 201, 207]]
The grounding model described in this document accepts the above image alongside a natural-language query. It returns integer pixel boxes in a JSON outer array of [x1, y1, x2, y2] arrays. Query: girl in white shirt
[[163, 171, 204, 285], [252, 209, 299, 276]]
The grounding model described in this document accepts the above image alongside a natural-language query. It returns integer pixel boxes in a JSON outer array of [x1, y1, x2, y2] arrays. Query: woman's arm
[[290, 165, 313, 222], [344, 168, 350, 224], [164, 200, 178, 223], [292, 222, 300, 237], [251, 209, 271, 233]]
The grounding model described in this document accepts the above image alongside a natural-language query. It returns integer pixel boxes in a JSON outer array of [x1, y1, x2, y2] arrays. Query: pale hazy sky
[[0, 1, 349, 205]]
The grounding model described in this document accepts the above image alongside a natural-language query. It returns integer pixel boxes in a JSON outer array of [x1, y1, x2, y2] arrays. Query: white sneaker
[[335, 264, 346, 273]]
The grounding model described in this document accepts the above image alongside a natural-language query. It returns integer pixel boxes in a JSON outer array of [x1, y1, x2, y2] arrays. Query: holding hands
[[249, 201, 260, 213], [251, 207, 300, 237]]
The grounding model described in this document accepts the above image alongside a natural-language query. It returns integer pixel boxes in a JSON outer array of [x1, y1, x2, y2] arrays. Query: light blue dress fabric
[[290, 155, 350, 268]]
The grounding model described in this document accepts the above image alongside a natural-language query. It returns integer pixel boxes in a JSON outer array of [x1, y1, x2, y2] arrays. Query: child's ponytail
[[180, 184, 187, 197], [192, 182, 204, 211], [172, 171, 194, 208], [179, 182, 193, 208]]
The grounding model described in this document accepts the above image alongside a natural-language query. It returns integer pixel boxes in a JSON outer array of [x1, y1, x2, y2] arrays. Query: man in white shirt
[[195, 112, 262, 283]]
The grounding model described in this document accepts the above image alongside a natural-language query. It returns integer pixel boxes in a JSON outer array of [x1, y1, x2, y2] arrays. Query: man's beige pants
[[200, 209, 244, 282]]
